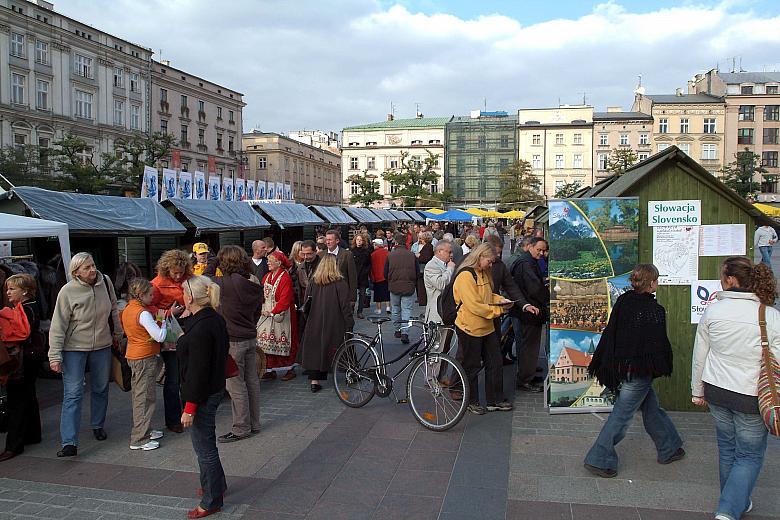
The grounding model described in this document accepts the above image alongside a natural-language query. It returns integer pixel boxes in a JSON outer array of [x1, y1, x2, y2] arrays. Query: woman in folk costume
[[257, 251, 298, 381]]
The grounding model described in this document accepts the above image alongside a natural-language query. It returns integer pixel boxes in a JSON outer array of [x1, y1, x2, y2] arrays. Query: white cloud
[[57, 1, 780, 134]]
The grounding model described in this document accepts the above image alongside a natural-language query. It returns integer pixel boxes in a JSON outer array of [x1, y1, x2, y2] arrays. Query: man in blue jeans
[[754, 224, 777, 269], [385, 233, 418, 344]]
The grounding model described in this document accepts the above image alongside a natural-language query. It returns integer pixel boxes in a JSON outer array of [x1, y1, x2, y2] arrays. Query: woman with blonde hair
[[301, 255, 353, 392], [122, 278, 167, 451], [49, 252, 122, 457], [453, 243, 513, 415]]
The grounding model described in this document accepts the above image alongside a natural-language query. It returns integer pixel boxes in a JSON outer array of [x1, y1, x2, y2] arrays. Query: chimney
[[416, 112, 424, 119], [675, 87, 683, 96], [687, 80, 695, 94], [161, 60, 170, 66], [606, 106, 623, 113], [387, 113, 394, 121]]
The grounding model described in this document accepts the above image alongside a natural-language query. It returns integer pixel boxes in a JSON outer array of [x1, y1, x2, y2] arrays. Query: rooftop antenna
[[739, 57, 746, 72], [484, 97, 487, 112]]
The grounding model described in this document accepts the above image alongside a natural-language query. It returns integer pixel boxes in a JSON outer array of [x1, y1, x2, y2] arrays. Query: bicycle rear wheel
[[332, 339, 379, 408], [406, 354, 468, 431]]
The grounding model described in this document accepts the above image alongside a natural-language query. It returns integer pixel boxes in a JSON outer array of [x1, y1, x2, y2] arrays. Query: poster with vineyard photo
[[547, 197, 639, 413]]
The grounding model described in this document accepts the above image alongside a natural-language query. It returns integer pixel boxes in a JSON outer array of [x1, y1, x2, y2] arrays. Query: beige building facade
[[593, 109, 653, 181], [341, 117, 449, 207], [633, 93, 726, 175], [243, 131, 341, 205], [517, 105, 594, 198]]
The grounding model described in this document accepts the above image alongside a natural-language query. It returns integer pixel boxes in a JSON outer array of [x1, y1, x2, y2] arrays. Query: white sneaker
[[746, 499, 753, 513], [149, 430, 163, 440], [130, 440, 160, 451], [714, 515, 731, 520]]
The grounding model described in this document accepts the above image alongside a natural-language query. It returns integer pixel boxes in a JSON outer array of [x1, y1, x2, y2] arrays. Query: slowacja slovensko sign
[[647, 200, 701, 226]]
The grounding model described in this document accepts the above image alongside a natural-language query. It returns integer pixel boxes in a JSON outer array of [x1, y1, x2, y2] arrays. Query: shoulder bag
[[757, 303, 780, 437]]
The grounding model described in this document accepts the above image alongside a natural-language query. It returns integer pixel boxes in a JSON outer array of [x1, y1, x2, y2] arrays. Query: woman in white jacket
[[691, 256, 779, 520]]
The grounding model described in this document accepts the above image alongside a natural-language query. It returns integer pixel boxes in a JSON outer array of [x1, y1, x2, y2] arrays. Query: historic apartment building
[[243, 131, 342, 205], [151, 60, 244, 179], [593, 108, 653, 181], [341, 116, 450, 207], [633, 92, 726, 175], [0, 0, 151, 170], [517, 105, 594, 198], [688, 69, 780, 192], [445, 111, 518, 204]]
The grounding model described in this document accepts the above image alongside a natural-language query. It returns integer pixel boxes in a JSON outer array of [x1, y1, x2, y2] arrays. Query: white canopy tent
[[0, 213, 72, 280]]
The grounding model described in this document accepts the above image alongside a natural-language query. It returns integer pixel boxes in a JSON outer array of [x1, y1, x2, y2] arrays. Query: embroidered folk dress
[[257, 268, 298, 369]]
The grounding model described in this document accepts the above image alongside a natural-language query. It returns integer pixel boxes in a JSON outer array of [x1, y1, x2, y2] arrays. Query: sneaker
[[584, 463, 617, 478], [394, 331, 402, 338], [746, 499, 753, 514], [714, 515, 731, 520], [149, 430, 164, 440], [217, 432, 250, 443], [517, 383, 543, 393], [486, 401, 514, 412], [467, 404, 486, 415], [659, 447, 686, 464], [130, 440, 160, 451], [56, 445, 77, 457], [401, 334, 410, 344]]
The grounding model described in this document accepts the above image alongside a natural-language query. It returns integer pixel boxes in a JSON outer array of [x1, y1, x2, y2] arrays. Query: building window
[[765, 106, 780, 121], [13, 134, 26, 149], [456, 136, 465, 149], [390, 183, 400, 195], [478, 157, 486, 173], [701, 144, 718, 160], [599, 134, 608, 146], [430, 182, 438, 193], [411, 140, 423, 145], [428, 139, 441, 145], [258, 157, 267, 169], [350, 182, 360, 195], [216, 133, 223, 150], [532, 134, 541, 145], [763, 151, 779, 168], [500, 158, 509, 172], [573, 154, 583, 168], [349, 157, 358, 170], [619, 134, 629, 146], [367, 156, 375, 170], [657, 143, 670, 153], [35, 79, 48, 110], [573, 133, 582, 145], [555, 180, 564, 192], [737, 128, 754, 145], [555, 154, 564, 169], [112, 67, 123, 88], [637, 152, 649, 161], [160, 120, 168, 134], [113, 99, 124, 125], [198, 100, 205, 113], [456, 158, 465, 173], [74, 54, 93, 78], [160, 88, 167, 102], [500, 135, 509, 148], [764, 128, 779, 144], [738, 105, 754, 121], [767, 86, 779, 94], [598, 153, 608, 170], [35, 40, 48, 64], [198, 128, 205, 145], [130, 104, 140, 130], [217, 106, 223, 120], [678, 143, 690, 156], [703, 118, 716, 133], [741, 85, 754, 95], [180, 125, 188, 144], [229, 110, 234, 123], [555, 133, 564, 145], [389, 158, 399, 169], [181, 94, 188, 108], [129, 72, 139, 93], [532, 155, 541, 169], [11, 74, 25, 105], [658, 118, 668, 133], [10, 32, 24, 58], [75, 89, 93, 119], [680, 118, 689, 133], [228, 136, 234, 152], [639, 133, 649, 145], [478, 135, 486, 149]]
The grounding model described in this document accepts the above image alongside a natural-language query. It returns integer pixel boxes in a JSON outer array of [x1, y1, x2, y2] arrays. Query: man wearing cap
[[192, 242, 221, 277]]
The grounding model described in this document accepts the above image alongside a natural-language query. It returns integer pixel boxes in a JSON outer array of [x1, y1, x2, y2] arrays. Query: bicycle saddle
[[367, 316, 391, 324]]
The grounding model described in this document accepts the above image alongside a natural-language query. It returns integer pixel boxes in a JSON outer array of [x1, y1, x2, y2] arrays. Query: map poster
[[547, 197, 640, 414], [698, 224, 746, 257], [653, 226, 700, 285], [193, 171, 206, 200], [691, 280, 722, 324]]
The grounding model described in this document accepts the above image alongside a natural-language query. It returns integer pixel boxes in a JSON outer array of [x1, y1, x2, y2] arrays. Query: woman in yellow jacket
[[454, 243, 514, 415]]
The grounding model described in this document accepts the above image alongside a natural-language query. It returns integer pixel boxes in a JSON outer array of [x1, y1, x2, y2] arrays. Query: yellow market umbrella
[[754, 203, 780, 217], [426, 208, 445, 214], [500, 210, 526, 219], [483, 210, 504, 218], [465, 208, 487, 216]]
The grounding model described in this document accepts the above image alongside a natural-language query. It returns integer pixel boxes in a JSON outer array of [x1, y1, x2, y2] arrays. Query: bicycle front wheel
[[406, 354, 469, 431], [332, 339, 379, 408]]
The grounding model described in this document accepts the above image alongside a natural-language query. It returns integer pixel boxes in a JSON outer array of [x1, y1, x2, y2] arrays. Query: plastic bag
[[164, 315, 184, 344]]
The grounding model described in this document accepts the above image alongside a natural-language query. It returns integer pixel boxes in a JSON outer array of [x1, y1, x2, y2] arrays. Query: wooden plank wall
[[628, 162, 755, 410]]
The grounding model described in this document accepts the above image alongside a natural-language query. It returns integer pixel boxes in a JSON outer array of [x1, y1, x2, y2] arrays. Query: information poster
[[141, 166, 158, 200], [235, 178, 246, 201], [648, 200, 701, 226], [699, 224, 746, 256], [653, 226, 700, 285], [547, 197, 639, 413], [284, 183, 292, 201], [257, 181, 266, 200], [223, 176, 234, 202], [178, 172, 193, 199], [247, 180, 256, 200], [193, 171, 206, 200], [268, 183, 276, 200], [162, 169, 177, 201], [208, 175, 221, 201], [276, 182, 284, 200], [691, 280, 722, 324]]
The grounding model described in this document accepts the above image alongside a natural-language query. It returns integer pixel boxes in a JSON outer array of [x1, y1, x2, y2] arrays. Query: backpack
[[437, 267, 477, 326]]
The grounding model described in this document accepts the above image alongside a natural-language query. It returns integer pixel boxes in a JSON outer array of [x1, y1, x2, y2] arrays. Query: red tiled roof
[[560, 347, 592, 367]]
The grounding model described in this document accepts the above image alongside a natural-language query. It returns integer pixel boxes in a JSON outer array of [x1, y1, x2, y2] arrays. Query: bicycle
[[331, 316, 469, 431]]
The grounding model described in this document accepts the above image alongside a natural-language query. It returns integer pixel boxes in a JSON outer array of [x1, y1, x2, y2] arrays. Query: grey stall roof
[[309, 205, 357, 225], [252, 202, 323, 227], [0, 186, 185, 236], [389, 209, 411, 221], [162, 199, 269, 233], [343, 207, 382, 224], [371, 208, 397, 222], [404, 210, 426, 222]]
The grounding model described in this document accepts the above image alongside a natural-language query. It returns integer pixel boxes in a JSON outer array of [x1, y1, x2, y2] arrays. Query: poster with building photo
[[141, 166, 158, 200], [235, 178, 246, 201], [162, 168, 178, 201], [223, 176, 234, 202], [193, 171, 206, 200], [178, 171, 193, 199], [247, 180, 256, 200], [547, 197, 640, 413], [208, 175, 221, 201], [257, 181, 266, 200]]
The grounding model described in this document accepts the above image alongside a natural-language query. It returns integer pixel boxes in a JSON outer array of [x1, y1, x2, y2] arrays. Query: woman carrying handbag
[[692, 256, 780, 520]]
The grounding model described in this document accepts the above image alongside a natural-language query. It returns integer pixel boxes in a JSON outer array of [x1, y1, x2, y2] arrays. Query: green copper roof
[[344, 117, 452, 131]]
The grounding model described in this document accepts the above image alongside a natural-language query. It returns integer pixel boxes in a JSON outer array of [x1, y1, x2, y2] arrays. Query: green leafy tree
[[0, 145, 47, 189], [382, 151, 441, 208], [429, 188, 455, 208], [114, 131, 177, 193], [53, 134, 130, 194], [616, 200, 639, 232], [499, 159, 541, 204], [345, 169, 382, 207], [606, 148, 638, 176], [720, 148, 766, 198], [554, 181, 582, 199]]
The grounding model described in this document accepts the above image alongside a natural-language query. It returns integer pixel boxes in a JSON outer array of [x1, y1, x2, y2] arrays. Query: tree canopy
[[720, 147, 766, 199], [606, 148, 638, 176], [345, 169, 383, 207], [499, 159, 541, 204], [382, 151, 442, 208]]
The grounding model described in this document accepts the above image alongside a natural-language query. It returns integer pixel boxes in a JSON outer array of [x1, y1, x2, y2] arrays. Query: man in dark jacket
[[320, 230, 357, 305], [511, 237, 549, 392], [385, 233, 417, 344], [250, 240, 269, 282]]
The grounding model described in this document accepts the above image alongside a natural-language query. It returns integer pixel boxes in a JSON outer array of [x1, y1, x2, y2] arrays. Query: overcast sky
[[60, 0, 780, 134]]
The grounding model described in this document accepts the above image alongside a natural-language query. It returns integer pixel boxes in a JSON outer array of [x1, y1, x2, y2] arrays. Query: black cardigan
[[177, 307, 229, 405]]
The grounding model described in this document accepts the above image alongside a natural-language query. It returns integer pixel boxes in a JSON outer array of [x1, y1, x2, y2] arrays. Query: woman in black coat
[[301, 255, 354, 392], [350, 233, 373, 319], [178, 275, 229, 519]]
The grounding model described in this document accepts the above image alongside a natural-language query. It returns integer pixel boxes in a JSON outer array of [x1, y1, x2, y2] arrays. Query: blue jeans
[[390, 292, 415, 332], [60, 347, 111, 447], [758, 246, 773, 267], [162, 351, 182, 428], [709, 404, 768, 520], [191, 390, 227, 511], [584, 376, 682, 471]]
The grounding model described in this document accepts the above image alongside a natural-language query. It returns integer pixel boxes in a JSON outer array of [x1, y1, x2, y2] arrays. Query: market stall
[[251, 202, 323, 252], [0, 213, 71, 278]]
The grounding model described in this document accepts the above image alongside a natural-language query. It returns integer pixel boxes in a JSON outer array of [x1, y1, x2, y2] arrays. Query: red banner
[[172, 150, 181, 169], [207, 156, 216, 174]]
